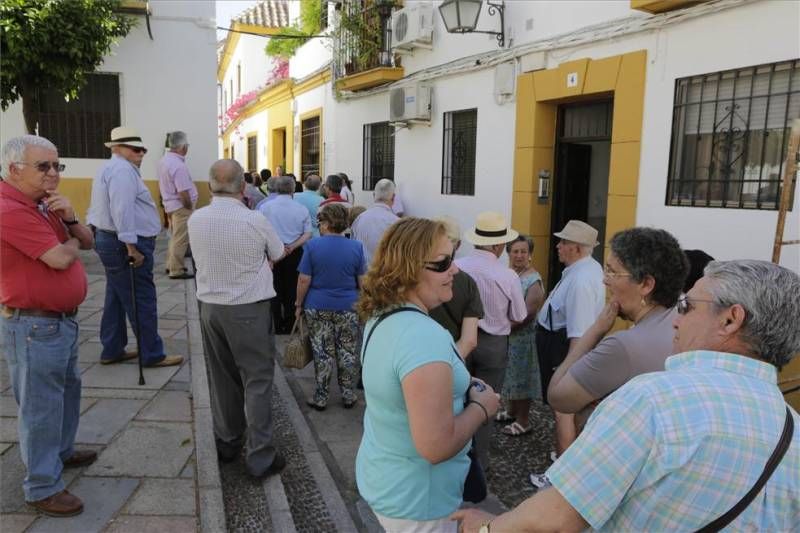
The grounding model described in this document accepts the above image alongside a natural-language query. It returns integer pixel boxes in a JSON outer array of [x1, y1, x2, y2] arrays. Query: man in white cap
[[456, 211, 527, 471], [530, 219, 603, 489], [87, 127, 183, 368]]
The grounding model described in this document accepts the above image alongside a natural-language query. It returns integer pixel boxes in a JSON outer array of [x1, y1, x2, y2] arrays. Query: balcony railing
[[333, 1, 403, 90]]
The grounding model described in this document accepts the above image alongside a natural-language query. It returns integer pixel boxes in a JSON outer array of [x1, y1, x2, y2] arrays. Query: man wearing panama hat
[[529, 219, 604, 490], [87, 127, 183, 368], [456, 211, 527, 470]]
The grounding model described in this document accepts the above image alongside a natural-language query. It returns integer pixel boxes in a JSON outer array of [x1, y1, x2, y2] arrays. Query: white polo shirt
[[537, 255, 604, 339]]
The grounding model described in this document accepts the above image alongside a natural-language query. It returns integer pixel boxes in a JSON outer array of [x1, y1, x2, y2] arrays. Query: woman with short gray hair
[[547, 227, 688, 433]]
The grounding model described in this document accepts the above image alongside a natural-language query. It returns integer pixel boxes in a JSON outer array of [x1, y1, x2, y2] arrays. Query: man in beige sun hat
[[528, 219, 604, 491], [87, 126, 183, 368], [456, 211, 527, 471]]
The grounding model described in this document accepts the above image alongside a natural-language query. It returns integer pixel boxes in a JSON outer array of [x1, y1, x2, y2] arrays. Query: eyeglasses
[[603, 266, 632, 279], [122, 145, 147, 154], [424, 254, 454, 273], [676, 294, 717, 315], [14, 161, 65, 173]]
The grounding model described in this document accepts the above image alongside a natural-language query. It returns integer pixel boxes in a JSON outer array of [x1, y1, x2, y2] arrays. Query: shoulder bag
[[362, 307, 487, 504]]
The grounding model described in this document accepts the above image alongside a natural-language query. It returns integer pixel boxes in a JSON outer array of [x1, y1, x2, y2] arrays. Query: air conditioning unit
[[391, 4, 434, 52], [389, 84, 432, 123]]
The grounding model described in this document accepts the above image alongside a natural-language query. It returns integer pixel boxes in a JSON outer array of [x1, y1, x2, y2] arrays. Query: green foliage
[[264, 0, 322, 59], [0, 0, 134, 131]]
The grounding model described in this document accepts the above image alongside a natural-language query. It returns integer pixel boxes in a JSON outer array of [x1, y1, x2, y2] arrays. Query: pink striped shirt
[[455, 250, 527, 335]]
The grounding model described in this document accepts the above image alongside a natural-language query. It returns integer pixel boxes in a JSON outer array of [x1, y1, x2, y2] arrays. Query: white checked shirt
[[188, 197, 284, 305]]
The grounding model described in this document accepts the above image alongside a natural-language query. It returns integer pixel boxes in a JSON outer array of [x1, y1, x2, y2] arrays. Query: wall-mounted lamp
[[438, 0, 505, 48], [538, 169, 550, 201]]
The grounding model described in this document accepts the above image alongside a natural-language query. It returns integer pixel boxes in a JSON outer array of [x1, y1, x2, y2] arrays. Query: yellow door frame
[[512, 50, 647, 287]]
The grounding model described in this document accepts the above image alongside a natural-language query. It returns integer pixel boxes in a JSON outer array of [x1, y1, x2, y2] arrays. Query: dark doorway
[[548, 100, 613, 288]]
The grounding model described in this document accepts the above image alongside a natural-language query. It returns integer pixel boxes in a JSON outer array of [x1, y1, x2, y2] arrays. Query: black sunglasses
[[676, 294, 717, 315], [15, 161, 65, 173], [123, 145, 147, 154], [424, 254, 454, 273]]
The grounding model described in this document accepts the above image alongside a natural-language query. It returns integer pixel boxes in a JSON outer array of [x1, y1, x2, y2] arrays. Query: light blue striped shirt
[[257, 194, 311, 244], [548, 350, 800, 531], [87, 154, 161, 244]]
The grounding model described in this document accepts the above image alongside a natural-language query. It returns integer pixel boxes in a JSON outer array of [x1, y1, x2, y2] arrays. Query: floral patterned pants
[[304, 309, 360, 405]]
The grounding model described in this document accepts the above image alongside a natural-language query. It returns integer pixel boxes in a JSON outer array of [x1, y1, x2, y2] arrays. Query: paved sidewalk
[[0, 235, 214, 533]]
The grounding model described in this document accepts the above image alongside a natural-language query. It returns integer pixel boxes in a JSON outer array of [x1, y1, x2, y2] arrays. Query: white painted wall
[[332, 0, 799, 270], [0, 0, 218, 190]]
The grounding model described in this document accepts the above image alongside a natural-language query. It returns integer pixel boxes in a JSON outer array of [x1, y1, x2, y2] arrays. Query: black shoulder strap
[[695, 406, 794, 533], [361, 307, 426, 365]]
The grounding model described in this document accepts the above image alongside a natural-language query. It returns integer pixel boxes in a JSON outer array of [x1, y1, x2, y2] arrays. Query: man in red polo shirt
[[0, 135, 95, 517]]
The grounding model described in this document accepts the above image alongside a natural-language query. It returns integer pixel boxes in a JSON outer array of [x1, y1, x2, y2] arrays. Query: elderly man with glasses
[[454, 259, 800, 533], [1, 135, 96, 516], [87, 127, 182, 368]]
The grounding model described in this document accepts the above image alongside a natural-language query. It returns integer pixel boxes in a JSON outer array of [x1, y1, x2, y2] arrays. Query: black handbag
[[362, 307, 487, 504]]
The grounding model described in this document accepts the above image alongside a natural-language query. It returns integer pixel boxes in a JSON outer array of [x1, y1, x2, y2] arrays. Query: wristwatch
[[479, 521, 492, 533], [64, 216, 79, 226]]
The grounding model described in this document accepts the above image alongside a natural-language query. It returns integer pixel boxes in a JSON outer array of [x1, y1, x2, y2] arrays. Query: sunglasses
[[15, 161, 65, 173], [676, 294, 717, 315], [424, 254, 454, 273], [123, 145, 147, 154]]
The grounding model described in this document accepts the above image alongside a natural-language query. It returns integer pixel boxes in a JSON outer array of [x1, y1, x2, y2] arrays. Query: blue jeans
[[0, 313, 81, 501], [94, 231, 164, 365]]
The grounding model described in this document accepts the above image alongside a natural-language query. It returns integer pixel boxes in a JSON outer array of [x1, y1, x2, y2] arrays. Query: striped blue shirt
[[548, 350, 800, 531], [87, 154, 161, 244]]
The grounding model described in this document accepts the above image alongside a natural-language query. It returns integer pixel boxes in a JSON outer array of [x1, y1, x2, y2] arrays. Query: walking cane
[[128, 256, 146, 386]]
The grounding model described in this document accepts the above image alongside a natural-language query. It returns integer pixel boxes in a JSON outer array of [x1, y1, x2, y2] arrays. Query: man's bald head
[[209, 159, 245, 195]]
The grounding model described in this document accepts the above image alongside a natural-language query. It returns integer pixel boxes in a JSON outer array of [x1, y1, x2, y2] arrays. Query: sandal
[[502, 421, 532, 436], [306, 399, 326, 412], [495, 410, 515, 423]]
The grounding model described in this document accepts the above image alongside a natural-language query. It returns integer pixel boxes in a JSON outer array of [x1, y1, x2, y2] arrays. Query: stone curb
[[185, 278, 227, 533], [273, 365, 358, 532]]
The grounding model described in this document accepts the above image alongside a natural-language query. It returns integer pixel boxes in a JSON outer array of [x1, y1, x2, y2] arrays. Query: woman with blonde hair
[[356, 217, 500, 532]]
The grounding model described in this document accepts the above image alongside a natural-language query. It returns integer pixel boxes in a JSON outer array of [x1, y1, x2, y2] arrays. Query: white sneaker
[[529, 473, 552, 489]]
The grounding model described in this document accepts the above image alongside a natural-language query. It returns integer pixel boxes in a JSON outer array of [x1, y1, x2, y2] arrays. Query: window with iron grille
[[362, 121, 395, 190], [442, 109, 477, 195], [247, 135, 257, 171], [301, 115, 321, 178], [37, 73, 121, 159], [666, 59, 799, 210]]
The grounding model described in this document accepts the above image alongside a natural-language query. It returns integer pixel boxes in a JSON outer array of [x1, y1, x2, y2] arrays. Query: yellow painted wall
[[512, 50, 647, 287], [57, 177, 211, 225]]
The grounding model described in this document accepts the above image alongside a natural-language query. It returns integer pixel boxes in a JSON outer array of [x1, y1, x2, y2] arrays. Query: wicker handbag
[[283, 316, 312, 369]]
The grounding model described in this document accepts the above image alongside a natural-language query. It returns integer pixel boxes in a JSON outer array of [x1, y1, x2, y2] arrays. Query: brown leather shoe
[[63, 450, 97, 468], [28, 490, 83, 517], [100, 351, 138, 365], [144, 355, 184, 368]]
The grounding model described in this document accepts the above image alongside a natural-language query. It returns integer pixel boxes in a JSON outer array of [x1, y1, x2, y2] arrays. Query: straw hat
[[104, 126, 147, 149], [465, 211, 519, 246], [553, 220, 599, 246]]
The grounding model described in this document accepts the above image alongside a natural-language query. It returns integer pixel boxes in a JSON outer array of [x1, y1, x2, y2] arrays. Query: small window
[[442, 108, 477, 196], [237, 63, 242, 95], [247, 135, 257, 171], [362, 121, 395, 190], [230, 79, 234, 105], [37, 73, 121, 159], [301, 115, 321, 178], [223, 89, 228, 110], [666, 59, 799, 210], [231, 143, 235, 162]]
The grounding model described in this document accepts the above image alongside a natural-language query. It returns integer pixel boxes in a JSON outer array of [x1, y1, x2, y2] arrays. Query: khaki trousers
[[167, 207, 192, 275]]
